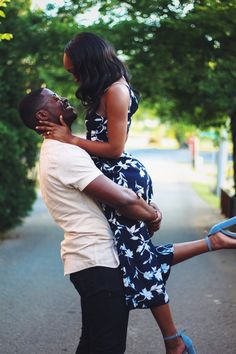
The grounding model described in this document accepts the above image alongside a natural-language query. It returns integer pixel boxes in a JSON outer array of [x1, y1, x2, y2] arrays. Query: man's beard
[[50, 110, 77, 128], [63, 111, 77, 128]]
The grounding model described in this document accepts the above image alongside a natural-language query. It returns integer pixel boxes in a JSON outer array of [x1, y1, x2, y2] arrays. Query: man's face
[[39, 88, 77, 127]]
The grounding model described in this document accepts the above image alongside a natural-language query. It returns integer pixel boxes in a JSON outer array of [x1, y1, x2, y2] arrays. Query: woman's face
[[63, 53, 79, 82]]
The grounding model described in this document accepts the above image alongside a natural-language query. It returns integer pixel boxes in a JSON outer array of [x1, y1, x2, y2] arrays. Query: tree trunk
[[230, 113, 236, 216], [231, 114, 236, 190]]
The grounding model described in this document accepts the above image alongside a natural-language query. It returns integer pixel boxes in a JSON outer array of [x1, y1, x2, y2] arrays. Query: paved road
[[1, 149, 236, 354]]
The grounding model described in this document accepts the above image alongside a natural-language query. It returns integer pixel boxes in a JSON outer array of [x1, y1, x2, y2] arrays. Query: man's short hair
[[19, 88, 44, 130]]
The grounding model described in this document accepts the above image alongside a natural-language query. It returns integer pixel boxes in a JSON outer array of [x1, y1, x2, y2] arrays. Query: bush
[[0, 122, 38, 232], [0, 0, 80, 233]]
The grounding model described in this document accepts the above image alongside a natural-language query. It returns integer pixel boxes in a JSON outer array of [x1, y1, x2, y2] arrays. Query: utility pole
[[188, 136, 199, 169]]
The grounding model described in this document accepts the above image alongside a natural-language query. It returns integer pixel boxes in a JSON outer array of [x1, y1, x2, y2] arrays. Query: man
[[19, 88, 161, 354]]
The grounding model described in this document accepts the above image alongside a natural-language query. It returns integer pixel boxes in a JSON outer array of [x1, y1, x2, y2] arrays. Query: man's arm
[[83, 174, 159, 224], [56, 144, 161, 232]]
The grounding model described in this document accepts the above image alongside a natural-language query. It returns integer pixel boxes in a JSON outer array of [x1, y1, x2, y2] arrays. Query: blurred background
[[0, 0, 236, 235], [1, 2, 236, 353], [1, 0, 235, 236]]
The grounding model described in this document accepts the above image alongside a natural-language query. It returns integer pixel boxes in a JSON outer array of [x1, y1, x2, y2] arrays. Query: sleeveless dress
[[86, 84, 174, 310]]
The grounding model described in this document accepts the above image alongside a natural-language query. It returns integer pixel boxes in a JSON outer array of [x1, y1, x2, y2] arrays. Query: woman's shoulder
[[104, 78, 130, 103], [105, 77, 130, 94], [104, 82, 130, 110]]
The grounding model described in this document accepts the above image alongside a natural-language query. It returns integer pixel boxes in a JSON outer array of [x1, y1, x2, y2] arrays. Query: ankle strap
[[205, 236, 212, 251], [164, 329, 185, 341]]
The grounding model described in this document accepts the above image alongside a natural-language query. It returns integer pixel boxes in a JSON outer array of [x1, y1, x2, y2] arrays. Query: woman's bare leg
[[173, 231, 236, 265], [151, 304, 186, 354], [149, 239, 208, 353], [172, 238, 208, 265], [150, 231, 236, 353], [149, 238, 209, 353]]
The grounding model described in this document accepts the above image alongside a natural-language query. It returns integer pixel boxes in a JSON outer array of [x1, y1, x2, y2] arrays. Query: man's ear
[[35, 110, 50, 121]]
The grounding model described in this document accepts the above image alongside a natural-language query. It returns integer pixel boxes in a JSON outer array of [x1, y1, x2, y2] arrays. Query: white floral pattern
[[86, 85, 174, 310]]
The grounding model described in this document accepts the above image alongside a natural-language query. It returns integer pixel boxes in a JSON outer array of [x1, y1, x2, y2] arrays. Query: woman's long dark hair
[[64, 32, 130, 115]]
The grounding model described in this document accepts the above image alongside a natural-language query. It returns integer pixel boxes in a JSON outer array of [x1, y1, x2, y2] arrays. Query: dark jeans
[[70, 266, 129, 354]]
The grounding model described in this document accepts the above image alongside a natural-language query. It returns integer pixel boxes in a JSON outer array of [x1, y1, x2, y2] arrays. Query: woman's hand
[[147, 202, 162, 236], [36, 115, 73, 144]]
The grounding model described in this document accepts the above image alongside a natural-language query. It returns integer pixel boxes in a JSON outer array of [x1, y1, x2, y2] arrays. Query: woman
[[36, 32, 236, 354]]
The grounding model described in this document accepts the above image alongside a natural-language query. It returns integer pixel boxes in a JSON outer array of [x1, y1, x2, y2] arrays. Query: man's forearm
[[84, 174, 158, 223], [116, 188, 157, 222]]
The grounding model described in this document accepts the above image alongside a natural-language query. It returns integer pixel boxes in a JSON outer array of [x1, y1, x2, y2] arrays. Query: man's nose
[[61, 97, 68, 103]]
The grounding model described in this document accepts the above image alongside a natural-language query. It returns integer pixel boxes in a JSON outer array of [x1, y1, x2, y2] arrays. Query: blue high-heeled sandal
[[164, 329, 197, 354], [205, 216, 236, 251]]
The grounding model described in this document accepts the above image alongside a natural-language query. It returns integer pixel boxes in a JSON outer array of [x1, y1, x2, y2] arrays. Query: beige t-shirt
[[39, 139, 119, 275]]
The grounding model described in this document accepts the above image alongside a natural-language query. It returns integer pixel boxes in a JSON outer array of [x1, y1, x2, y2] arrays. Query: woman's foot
[[207, 231, 236, 251], [165, 336, 186, 354]]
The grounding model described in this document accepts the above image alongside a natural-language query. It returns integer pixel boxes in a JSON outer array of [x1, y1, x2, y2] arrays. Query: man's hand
[[146, 202, 162, 236]]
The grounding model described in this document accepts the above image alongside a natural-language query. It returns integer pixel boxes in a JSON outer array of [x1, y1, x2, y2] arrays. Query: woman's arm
[[37, 84, 130, 159], [83, 174, 162, 235], [71, 84, 129, 158]]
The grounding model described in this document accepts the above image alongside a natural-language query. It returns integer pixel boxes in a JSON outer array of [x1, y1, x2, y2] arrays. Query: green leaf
[[0, 32, 13, 40]]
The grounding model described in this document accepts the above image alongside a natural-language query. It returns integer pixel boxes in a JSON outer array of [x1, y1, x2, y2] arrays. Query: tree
[[2, 0, 235, 232], [64, 0, 236, 194], [0, 0, 40, 231], [0, 0, 13, 41], [0, 0, 81, 232]]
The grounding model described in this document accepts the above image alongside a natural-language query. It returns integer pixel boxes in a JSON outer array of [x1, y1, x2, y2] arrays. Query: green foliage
[[0, 122, 38, 231], [0, 0, 13, 41], [0, 0, 83, 232], [65, 1, 235, 128], [192, 182, 220, 210], [69, 0, 236, 187], [171, 122, 197, 145], [1, 0, 236, 233]]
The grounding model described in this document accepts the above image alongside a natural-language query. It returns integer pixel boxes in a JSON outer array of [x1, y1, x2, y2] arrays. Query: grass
[[0, 232, 6, 242], [192, 182, 220, 210]]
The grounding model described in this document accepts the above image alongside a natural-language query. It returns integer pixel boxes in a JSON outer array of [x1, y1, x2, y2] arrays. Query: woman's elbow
[[109, 146, 124, 159]]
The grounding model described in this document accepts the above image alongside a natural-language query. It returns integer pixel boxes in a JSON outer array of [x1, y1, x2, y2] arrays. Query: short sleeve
[[56, 144, 103, 191]]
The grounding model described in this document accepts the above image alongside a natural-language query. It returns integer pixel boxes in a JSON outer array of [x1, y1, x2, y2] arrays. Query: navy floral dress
[[86, 83, 174, 310]]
